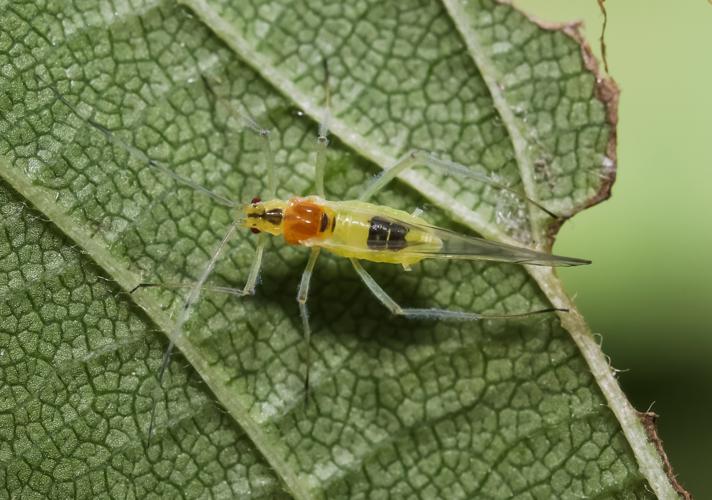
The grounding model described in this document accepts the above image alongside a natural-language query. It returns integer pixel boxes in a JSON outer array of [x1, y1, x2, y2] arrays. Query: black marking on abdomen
[[367, 216, 408, 251]]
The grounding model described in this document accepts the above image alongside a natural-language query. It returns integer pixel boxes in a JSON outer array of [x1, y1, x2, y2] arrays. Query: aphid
[[49, 75, 589, 441]]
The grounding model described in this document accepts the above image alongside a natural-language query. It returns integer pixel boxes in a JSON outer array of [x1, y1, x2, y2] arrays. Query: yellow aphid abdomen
[[313, 200, 442, 265]]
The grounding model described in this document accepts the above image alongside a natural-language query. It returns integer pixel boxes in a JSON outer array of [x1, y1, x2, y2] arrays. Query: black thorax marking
[[367, 216, 408, 250], [248, 208, 283, 225], [264, 208, 283, 225]]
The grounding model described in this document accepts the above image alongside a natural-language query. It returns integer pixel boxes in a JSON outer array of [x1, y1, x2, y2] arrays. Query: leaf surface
[[0, 0, 677, 498]]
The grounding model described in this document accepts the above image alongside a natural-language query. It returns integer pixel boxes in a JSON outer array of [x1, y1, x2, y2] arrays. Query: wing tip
[[556, 256, 592, 266]]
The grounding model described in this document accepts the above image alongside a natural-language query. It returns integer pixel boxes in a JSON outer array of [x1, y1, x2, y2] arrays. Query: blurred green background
[[514, 1, 712, 496]]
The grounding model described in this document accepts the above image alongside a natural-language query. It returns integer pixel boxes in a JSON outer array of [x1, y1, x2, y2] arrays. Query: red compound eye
[[251, 196, 261, 204], [250, 227, 261, 234]]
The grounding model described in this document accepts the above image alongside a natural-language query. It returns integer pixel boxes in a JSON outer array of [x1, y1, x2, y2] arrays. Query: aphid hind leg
[[358, 150, 559, 219], [296, 247, 321, 402], [350, 259, 565, 321]]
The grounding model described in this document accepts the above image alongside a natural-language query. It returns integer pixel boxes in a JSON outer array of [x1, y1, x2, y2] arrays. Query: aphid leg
[[292, 61, 329, 402], [131, 282, 247, 296], [296, 247, 321, 402], [359, 151, 421, 202], [147, 222, 240, 443], [239, 111, 275, 294], [242, 233, 268, 295], [314, 60, 331, 197], [359, 150, 559, 219], [350, 259, 565, 321], [142, 226, 266, 440]]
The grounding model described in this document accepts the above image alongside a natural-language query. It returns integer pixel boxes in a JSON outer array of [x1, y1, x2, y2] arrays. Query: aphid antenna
[[46, 70, 261, 443], [210, 93, 277, 198], [44, 79, 239, 208], [200, 73, 270, 137]]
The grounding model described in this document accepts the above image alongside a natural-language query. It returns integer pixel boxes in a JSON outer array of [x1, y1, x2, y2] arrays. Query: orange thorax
[[283, 198, 332, 244]]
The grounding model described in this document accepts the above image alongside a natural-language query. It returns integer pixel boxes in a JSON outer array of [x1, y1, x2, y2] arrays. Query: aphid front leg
[[144, 196, 267, 438], [350, 259, 564, 321], [147, 222, 240, 441], [142, 99, 276, 438], [296, 247, 321, 401]]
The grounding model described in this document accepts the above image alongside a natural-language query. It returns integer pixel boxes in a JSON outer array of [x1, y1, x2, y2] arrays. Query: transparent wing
[[403, 220, 591, 267], [318, 201, 590, 267]]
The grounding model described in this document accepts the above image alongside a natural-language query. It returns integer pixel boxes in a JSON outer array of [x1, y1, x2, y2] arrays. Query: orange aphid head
[[241, 197, 286, 236]]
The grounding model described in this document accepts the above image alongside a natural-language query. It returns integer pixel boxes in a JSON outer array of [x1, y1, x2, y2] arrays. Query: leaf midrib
[[0, 164, 316, 500]]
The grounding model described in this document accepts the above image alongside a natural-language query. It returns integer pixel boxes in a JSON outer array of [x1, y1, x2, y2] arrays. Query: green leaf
[[0, 0, 679, 498]]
